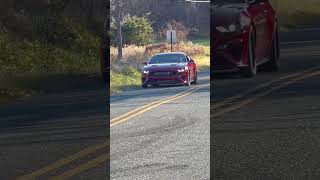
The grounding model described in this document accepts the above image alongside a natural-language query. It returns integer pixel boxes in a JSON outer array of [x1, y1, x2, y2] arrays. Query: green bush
[[0, 17, 100, 76], [35, 16, 99, 51], [111, 15, 154, 46]]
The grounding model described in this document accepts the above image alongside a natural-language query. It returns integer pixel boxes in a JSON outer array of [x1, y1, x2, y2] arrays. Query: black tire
[[142, 84, 148, 88], [263, 24, 280, 72], [185, 72, 191, 86], [191, 71, 197, 84], [241, 27, 256, 77]]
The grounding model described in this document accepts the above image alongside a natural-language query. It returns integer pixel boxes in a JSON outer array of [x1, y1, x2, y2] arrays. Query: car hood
[[212, 3, 247, 26], [143, 63, 187, 71]]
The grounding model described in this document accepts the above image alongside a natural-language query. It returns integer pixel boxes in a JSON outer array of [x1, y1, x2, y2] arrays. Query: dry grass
[[110, 41, 207, 71], [110, 45, 146, 70], [270, 0, 320, 14], [270, 0, 320, 29], [193, 55, 210, 70]]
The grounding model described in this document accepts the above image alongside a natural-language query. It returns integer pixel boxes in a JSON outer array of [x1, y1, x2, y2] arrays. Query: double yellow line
[[16, 84, 209, 180], [213, 67, 320, 119], [16, 143, 108, 180], [111, 83, 210, 127]]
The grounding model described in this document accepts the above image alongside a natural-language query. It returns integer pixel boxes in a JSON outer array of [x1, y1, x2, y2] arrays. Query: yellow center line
[[111, 84, 209, 127], [111, 84, 207, 122], [214, 66, 319, 109], [15, 143, 108, 180], [213, 70, 320, 119], [48, 154, 109, 180]]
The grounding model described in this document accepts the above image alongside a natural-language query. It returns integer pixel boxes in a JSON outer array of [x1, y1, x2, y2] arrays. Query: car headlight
[[216, 14, 250, 33], [228, 24, 237, 32], [143, 70, 149, 74], [216, 26, 228, 33], [177, 69, 185, 72], [216, 23, 239, 33]]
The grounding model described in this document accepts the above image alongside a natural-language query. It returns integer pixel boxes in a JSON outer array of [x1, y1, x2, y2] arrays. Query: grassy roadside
[[0, 19, 101, 103], [189, 38, 210, 47], [194, 38, 210, 70], [0, 31, 100, 75], [111, 68, 141, 94], [270, 0, 320, 30], [110, 38, 210, 95]]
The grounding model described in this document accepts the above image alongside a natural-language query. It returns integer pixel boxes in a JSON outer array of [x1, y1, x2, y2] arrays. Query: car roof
[[154, 52, 186, 56]]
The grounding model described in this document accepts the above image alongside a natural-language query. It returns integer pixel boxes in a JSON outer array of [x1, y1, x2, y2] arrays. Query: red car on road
[[141, 52, 197, 88], [212, 0, 280, 77]]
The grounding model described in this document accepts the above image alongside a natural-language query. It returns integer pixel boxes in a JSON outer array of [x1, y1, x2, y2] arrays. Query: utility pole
[[115, 0, 123, 59], [171, 20, 173, 52]]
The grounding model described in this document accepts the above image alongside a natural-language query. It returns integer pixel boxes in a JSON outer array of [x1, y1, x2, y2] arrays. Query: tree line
[[110, 0, 210, 58], [111, 0, 209, 36], [0, 0, 107, 39]]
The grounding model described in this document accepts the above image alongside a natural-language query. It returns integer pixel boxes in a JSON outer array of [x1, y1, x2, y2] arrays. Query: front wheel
[[185, 72, 191, 86], [191, 71, 197, 84]]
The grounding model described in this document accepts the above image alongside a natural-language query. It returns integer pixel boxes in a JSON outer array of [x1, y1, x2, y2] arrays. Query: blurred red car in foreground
[[212, 0, 280, 77]]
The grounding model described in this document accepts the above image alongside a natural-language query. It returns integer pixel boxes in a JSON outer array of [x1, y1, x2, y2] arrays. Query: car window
[[149, 54, 187, 64]]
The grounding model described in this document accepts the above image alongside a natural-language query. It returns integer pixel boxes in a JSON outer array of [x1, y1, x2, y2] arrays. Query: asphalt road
[[110, 70, 210, 179], [0, 78, 108, 179], [1, 27, 319, 180], [212, 27, 320, 179]]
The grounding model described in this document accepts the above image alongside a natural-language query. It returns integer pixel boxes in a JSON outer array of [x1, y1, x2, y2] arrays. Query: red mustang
[[212, 0, 280, 77], [141, 52, 197, 88]]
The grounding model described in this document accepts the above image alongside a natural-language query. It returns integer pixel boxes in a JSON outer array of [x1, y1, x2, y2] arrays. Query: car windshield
[[149, 54, 186, 64], [213, 0, 246, 4]]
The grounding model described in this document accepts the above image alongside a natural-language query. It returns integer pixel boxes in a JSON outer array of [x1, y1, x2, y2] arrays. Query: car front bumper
[[142, 74, 187, 86], [212, 31, 249, 71]]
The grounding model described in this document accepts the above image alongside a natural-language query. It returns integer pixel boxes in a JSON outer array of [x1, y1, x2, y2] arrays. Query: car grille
[[150, 71, 177, 77]]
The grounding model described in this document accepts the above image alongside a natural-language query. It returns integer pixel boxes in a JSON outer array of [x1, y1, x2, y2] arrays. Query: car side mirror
[[143, 62, 148, 65]]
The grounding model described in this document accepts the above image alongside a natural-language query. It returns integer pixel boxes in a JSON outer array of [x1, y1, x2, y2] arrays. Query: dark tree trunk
[[115, 0, 122, 59]]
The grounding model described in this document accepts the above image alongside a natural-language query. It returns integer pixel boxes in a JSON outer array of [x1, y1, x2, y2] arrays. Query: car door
[[247, 0, 269, 62]]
